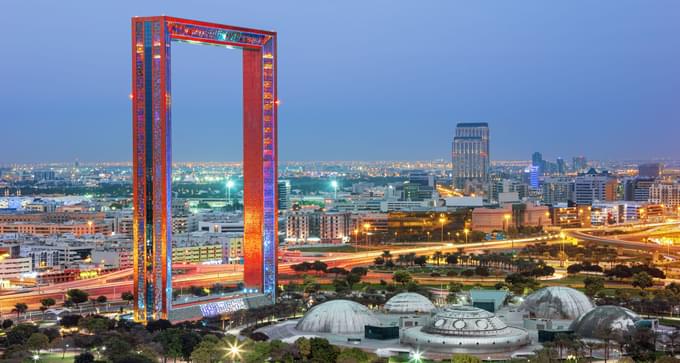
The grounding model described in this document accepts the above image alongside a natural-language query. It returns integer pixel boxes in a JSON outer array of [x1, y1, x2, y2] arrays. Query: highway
[[3, 221, 677, 314], [0, 235, 554, 313]]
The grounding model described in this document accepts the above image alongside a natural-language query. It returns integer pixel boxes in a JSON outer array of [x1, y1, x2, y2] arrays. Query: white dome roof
[[569, 305, 640, 339], [521, 287, 594, 320], [384, 292, 436, 314], [401, 306, 530, 353], [296, 300, 380, 334]]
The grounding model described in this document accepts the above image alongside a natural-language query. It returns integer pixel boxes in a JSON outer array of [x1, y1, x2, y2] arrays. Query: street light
[[363, 222, 371, 246], [463, 228, 469, 244], [503, 214, 511, 232], [331, 180, 339, 200], [226, 179, 235, 204], [438, 215, 447, 242]]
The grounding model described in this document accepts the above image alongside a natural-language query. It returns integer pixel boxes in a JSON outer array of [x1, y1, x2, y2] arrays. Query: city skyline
[[2, 1, 680, 163]]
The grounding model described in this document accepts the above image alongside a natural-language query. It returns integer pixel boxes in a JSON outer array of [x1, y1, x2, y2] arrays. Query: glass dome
[[521, 286, 594, 320], [296, 299, 380, 334], [384, 292, 436, 314], [569, 305, 640, 339]]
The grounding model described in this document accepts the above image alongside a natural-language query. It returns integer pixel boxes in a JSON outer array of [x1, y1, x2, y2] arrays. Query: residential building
[[649, 181, 680, 211]]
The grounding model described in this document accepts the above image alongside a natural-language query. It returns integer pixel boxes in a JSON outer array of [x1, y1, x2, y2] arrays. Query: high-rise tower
[[452, 123, 489, 191]]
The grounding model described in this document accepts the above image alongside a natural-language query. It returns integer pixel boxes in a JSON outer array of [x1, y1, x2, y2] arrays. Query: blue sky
[[1, 1, 679, 162]]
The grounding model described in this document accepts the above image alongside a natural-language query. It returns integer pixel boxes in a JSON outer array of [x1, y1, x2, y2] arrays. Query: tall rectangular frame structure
[[131, 16, 278, 321]]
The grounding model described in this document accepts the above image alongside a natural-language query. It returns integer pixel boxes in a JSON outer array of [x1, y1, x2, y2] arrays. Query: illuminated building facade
[[452, 122, 490, 191], [131, 16, 278, 321]]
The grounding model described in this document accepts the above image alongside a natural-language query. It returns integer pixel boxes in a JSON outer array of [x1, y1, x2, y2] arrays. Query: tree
[[190, 340, 220, 363], [59, 314, 81, 328], [461, 269, 475, 278], [147, 319, 173, 332], [632, 271, 654, 290], [103, 336, 133, 362], [327, 267, 348, 277], [121, 291, 134, 304], [7, 323, 38, 346], [309, 337, 339, 362], [393, 270, 412, 286], [78, 315, 111, 334], [179, 331, 202, 361], [414, 255, 428, 266], [242, 341, 272, 363], [67, 289, 89, 307], [333, 278, 351, 295], [154, 328, 183, 363], [505, 273, 540, 295], [382, 250, 393, 263], [26, 332, 50, 352], [373, 256, 385, 265], [350, 266, 368, 276], [295, 337, 312, 359], [337, 347, 372, 363], [2, 319, 13, 330], [112, 353, 155, 363], [451, 354, 482, 363], [448, 283, 463, 303], [583, 276, 605, 297], [474, 265, 490, 277], [40, 298, 56, 310], [311, 260, 328, 274], [74, 352, 95, 363], [12, 302, 28, 318], [96, 295, 108, 304], [345, 272, 362, 289]]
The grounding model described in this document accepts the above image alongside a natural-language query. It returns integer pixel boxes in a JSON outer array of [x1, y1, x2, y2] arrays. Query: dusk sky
[[1, 1, 679, 163]]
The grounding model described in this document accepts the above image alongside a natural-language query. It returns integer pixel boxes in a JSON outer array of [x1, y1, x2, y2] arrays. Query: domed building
[[569, 305, 640, 339], [521, 287, 594, 320], [296, 300, 380, 334], [384, 292, 436, 314], [401, 306, 530, 353]]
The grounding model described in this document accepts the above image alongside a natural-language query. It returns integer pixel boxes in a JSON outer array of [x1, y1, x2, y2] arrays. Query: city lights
[[1, 3, 678, 362]]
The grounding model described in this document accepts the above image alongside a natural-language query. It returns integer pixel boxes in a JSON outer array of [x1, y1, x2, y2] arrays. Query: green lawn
[[28, 352, 77, 363]]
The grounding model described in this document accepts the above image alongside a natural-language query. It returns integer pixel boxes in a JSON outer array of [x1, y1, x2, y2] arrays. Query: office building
[[471, 203, 550, 233], [572, 156, 587, 172], [623, 178, 655, 202], [556, 158, 566, 175], [408, 170, 435, 187], [278, 180, 292, 211], [531, 152, 544, 175], [541, 177, 573, 204], [573, 170, 617, 205], [638, 163, 662, 179], [452, 122, 490, 191]]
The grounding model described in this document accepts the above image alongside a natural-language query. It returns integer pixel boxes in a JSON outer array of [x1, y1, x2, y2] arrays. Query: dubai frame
[[131, 16, 278, 321]]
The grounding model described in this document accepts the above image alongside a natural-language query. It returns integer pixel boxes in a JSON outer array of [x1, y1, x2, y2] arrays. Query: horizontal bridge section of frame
[[162, 16, 274, 49]]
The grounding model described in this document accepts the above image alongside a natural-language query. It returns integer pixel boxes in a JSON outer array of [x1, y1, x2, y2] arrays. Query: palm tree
[[432, 251, 443, 266], [39, 298, 55, 318], [12, 302, 28, 319], [381, 250, 392, 263]]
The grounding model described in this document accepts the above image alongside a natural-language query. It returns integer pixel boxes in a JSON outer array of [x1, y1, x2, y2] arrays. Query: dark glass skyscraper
[[451, 122, 489, 190]]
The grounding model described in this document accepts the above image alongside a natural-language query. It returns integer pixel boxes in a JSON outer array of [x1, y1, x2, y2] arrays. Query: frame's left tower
[[132, 17, 173, 321], [132, 16, 278, 321]]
